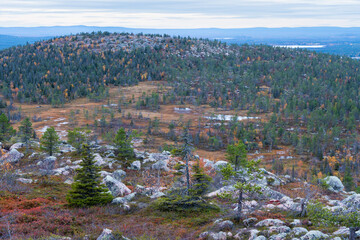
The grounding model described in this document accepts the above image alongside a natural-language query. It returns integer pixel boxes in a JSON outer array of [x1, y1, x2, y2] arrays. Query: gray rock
[[150, 191, 165, 199], [253, 236, 266, 240], [216, 220, 234, 231], [16, 178, 33, 184], [58, 144, 76, 153], [199, 231, 209, 239], [341, 194, 360, 212], [292, 227, 308, 236], [0, 149, 24, 164], [290, 219, 302, 227], [10, 142, 24, 150], [129, 160, 141, 170], [112, 192, 136, 204], [300, 230, 329, 240], [269, 233, 287, 240], [213, 161, 228, 171], [206, 185, 236, 197], [208, 231, 227, 240], [41, 156, 57, 170], [332, 227, 349, 236], [102, 175, 131, 197], [97, 228, 114, 240], [255, 219, 285, 227], [243, 217, 258, 227], [152, 160, 169, 171], [269, 225, 291, 234], [323, 176, 344, 192], [112, 170, 126, 181], [94, 153, 106, 166], [100, 171, 111, 178]]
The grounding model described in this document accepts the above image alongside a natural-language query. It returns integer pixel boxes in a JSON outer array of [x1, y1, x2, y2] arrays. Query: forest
[[0, 32, 359, 185]]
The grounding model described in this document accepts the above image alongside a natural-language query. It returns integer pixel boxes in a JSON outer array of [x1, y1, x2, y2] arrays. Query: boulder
[[41, 156, 57, 170], [269, 233, 288, 240], [129, 160, 141, 170], [94, 153, 106, 166], [300, 230, 329, 240], [152, 160, 169, 171], [207, 185, 236, 197], [145, 151, 170, 163], [0, 149, 24, 164], [213, 161, 228, 171], [253, 236, 266, 240], [112, 192, 137, 204], [16, 178, 33, 184], [292, 227, 308, 237], [341, 194, 360, 212], [290, 219, 302, 227], [58, 144, 76, 153], [208, 231, 227, 240], [255, 219, 285, 227], [269, 225, 291, 234], [150, 191, 166, 199], [333, 227, 349, 236], [112, 170, 126, 182], [10, 142, 24, 150], [323, 176, 344, 192], [103, 175, 131, 197], [97, 228, 114, 240], [243, 217, 258, 227], [215, 220, 234, 231]]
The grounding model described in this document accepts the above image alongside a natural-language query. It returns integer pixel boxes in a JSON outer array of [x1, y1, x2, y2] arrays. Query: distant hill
[[1, 26, 360, 56]]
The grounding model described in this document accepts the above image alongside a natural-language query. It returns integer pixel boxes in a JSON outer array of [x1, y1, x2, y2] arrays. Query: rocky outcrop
[[255, 219, 285, 227], [0, 149, 24, 164], [152, 160, 169, 171], [97, 228, 114, 240], [323, 176, 344, 192], [300, 230, 329, 240], [129, 160, 141, 170], [112, 170, 126, 182], [103, 175, 131, 197]]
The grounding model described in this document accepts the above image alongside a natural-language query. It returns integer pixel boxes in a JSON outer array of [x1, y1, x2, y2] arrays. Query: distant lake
[[274, 45, 326, 49]]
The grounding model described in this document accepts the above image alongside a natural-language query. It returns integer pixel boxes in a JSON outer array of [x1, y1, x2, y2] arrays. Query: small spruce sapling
[[67, 144, 113, 207]]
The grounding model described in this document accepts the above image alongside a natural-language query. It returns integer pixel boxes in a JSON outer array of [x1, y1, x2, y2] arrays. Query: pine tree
[[114, 128, 135, 162], [67, 144, 113, 207], [19, 117, 33, 151], [0, 113, 15, 142], [40, 127, 59, 156]]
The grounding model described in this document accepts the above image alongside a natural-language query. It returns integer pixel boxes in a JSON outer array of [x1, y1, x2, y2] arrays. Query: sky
[[1, 0, 360, 28]]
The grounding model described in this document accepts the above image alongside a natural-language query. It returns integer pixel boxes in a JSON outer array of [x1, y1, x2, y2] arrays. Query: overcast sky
[[1, 0, 360, 28]]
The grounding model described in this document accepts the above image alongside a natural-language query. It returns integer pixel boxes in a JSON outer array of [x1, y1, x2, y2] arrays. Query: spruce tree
[[343, 163, 354, 191], [19, 117, 34, 151], [67, 144, 113, 207], [190, 162, 212, 196], [0, 113, 15, 142], [40, 127, 59, 156], [114, 128, 135, 162]]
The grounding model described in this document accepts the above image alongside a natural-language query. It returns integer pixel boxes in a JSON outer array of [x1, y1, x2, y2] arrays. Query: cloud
[[1, 0, 360, 28]]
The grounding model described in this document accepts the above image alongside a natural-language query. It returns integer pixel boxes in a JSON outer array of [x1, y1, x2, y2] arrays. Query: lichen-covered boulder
[[323, 176, 344, 192], [103, 175, 131, 197]]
